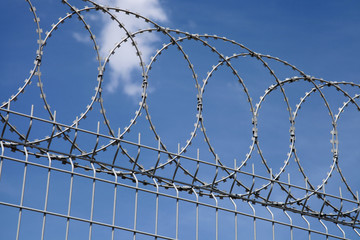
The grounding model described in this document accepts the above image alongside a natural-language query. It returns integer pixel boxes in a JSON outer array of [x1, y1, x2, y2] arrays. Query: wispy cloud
[[73, 32, 91, 44], [95, 0, 168, 97]]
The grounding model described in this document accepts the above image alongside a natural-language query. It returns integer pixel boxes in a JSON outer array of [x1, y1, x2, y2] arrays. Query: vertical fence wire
[[65, 158, 74, 240], [40, 153, 52, 240], [111, 168, 118, 240], [16, 147, 29, 240]]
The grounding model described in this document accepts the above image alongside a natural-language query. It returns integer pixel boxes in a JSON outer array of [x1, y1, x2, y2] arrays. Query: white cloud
[[73, 32, 91, 44], [83, 12, 100, 21], [95, 0, 168, 97]]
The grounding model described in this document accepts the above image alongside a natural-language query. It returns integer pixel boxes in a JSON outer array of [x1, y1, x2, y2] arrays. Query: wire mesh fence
[[1, 0, 360, 239]]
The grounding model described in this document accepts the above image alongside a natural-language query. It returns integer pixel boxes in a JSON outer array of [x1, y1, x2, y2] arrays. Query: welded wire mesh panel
[[1, 0, 360, 239]]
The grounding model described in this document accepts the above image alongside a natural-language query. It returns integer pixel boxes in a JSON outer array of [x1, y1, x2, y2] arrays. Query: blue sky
[[1, 0, 360, 239]]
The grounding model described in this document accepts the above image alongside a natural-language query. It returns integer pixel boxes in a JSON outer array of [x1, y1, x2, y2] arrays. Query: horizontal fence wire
[[0, 148, 357, 240]]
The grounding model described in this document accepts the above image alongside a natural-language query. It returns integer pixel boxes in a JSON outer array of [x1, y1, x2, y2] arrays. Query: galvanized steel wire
[[1, 0, 360, 239]]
